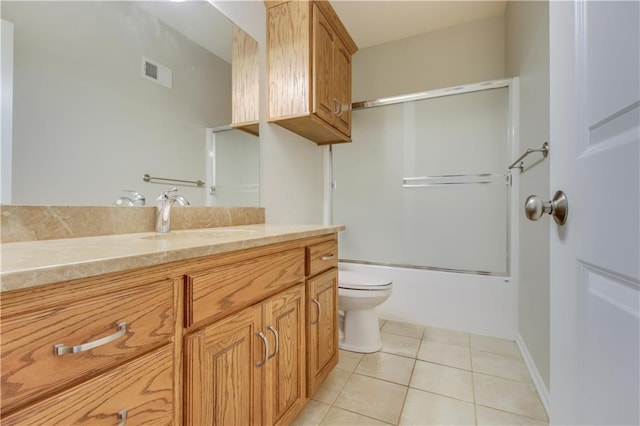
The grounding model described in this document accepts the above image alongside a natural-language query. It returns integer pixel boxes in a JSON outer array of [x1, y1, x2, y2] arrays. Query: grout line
[[469, 333, 479, 425]]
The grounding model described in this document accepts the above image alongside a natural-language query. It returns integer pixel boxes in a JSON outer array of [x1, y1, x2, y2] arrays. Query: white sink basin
[[142, 228, 258, 241]]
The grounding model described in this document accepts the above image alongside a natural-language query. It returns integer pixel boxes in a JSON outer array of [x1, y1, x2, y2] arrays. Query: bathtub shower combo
[[331, 79, 520, 351]]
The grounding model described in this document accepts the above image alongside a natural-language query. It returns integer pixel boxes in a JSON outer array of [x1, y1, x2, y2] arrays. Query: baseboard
[[516, 334, 551, 417]]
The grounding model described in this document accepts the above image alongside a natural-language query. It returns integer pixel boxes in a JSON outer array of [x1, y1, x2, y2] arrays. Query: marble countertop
[[0, 224, 344, 292]]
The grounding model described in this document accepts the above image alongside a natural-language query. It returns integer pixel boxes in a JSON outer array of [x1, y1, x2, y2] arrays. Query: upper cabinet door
[[312, 4, 335, 126], [332, 35, 352, 137]]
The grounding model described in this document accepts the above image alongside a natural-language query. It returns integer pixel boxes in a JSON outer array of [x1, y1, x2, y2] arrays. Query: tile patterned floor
[[293, 320, 548, 426]]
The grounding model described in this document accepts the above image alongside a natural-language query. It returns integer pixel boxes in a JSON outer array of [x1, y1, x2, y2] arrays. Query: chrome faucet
[[155, 188, 189, 233], [115, 190, 146, 206]]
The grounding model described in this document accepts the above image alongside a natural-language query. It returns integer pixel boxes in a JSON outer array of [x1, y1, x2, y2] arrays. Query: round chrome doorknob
[[524, 191, 568, 225]]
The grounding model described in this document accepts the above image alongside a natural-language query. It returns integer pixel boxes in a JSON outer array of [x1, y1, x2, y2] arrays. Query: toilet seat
[[339, 270, 392, 291]]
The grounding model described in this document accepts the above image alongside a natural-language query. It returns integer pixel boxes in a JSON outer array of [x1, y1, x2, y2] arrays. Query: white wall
[[352, 15, 506, 101], [1, 19, 14, 204], [505, 0, 551, 393], [213, 1, 325, 225]]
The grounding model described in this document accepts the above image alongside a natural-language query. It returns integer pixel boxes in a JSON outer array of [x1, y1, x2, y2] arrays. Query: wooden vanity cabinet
[[1, 232, 341, 425], [0, 272, 177, 424], [266, 0, 358, 145], [305, 237, 339, 396], [183, 246, 307, 426]]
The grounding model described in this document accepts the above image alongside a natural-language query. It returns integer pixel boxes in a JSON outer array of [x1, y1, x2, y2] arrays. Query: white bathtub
[[338, 262, 518, 340]]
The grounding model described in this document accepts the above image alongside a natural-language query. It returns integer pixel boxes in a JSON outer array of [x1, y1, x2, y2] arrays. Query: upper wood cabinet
[[266, 0, 358, 145], [231, 24, 260, 136]]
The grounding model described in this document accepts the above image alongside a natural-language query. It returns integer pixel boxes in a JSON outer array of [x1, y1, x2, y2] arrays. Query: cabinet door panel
[[307, 268, 339, 396], [312, 4, 335, 125], [264, 284, 306, 425], [185, 306, 263, 426], [333, 36, 352, 136]]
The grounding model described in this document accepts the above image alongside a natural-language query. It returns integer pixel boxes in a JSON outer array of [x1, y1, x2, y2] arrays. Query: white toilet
[[338, 269, 393, 353]]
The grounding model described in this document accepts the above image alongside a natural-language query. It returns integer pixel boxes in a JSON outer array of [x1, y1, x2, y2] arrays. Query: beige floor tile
[[476, 406, 548, 425], [410, 360, 474, 402], [334, 374, 407, 424], [311, 367, 352, 405], [291, 400, 331, 426], [320, 407, 391, 425], [355, 351, 416, 386], [417, 340, 471, 370], [474, 373, 548, 421], [381, 320, 425, 339], [472, 350, 532, 382], [380, 332, 421, 358], [423, 326, 470, 348], [470, 334, 521, 358], [337, 349, 364, 373], [399, 388, 476, 425]]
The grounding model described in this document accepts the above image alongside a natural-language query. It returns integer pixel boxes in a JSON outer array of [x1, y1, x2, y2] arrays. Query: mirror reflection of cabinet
[[231, 25, 260, 136]]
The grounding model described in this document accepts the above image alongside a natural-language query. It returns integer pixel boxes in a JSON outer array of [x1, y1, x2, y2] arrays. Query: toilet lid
[[338, 270, 392, 291]]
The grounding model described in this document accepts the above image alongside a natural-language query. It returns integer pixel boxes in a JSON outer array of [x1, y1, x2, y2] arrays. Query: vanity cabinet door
[[184, 305, 264, 426], [263, 284, 306, 425], [306, 268, 339, 396]]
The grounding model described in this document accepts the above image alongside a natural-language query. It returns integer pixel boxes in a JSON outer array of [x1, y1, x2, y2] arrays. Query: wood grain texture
[[184, 305, 263, 426], [1, 279, 174, 414], [306, 268, 338, 396], [332, 35, 352, 136], [266, 0, 356, 145], [267, 0, 311, 119], [306, 238, 338, 277], [2, 345, 174, 425], [231, 24, 260, 133], [186, 248, 305, 328], [312, 3, 335, 125], [264, 284, 306, 425]]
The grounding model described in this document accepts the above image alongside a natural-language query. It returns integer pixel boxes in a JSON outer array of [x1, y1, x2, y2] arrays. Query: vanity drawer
[[0, 278, 174, 413], [306, 239, 338, 277], [185, 247, 305, 327], [2, 344, 174, 425]]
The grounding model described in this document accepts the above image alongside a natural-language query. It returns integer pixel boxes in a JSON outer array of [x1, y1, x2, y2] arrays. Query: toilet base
[[338, 308, 382, 353]]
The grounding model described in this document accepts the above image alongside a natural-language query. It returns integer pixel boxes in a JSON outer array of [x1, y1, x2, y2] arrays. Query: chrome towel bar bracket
[[508, 142, 549, 172]]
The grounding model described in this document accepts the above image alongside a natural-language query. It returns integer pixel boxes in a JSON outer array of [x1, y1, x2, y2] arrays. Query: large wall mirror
[[1, 1, 259, 207]]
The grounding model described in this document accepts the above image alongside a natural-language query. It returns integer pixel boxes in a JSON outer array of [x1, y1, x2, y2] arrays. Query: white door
[[549, 1, 639, 425]]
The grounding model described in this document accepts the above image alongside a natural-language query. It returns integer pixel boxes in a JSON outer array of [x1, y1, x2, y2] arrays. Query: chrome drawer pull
[[117, 409, 127, 426], [320, 253, 335, 261], [267, 325, 279, 359], [311, 298, 321, 325], [256, 331, 269, 367], [54, 322, 128, 356]]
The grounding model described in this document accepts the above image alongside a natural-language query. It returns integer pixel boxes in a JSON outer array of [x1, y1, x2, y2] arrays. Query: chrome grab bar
[[143, 173, 205, 188], [508, 142, 549, 172], [54, 323, 127, 356]]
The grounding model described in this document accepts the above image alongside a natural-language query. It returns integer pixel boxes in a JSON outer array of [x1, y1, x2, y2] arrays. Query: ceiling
[[331, 0, 507, 49]]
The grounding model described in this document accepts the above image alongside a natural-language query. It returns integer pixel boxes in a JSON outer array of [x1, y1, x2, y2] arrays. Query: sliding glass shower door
[[333, 86, 510, 275]]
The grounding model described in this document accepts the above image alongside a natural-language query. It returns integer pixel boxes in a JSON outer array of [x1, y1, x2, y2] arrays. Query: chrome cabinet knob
[[525, 190, 568, 225]]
